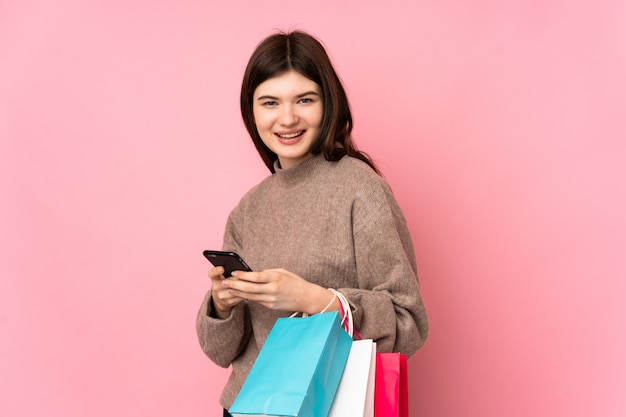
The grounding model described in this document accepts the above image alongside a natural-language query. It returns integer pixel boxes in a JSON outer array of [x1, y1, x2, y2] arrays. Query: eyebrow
[[256, 91, 320, 101]]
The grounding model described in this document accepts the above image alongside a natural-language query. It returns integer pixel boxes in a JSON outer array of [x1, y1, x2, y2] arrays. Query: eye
[[298, 97, 314, 104], [262, 101, 278, 107]]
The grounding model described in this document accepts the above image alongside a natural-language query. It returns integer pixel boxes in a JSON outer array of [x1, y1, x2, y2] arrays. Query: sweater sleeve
[[339, 181, 429, 357], [195, 291, 249, 367], [195, 204, 252, 367]]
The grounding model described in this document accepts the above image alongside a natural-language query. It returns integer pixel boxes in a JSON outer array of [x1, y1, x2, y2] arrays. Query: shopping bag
[[374, 353, 408, 417], [229, 312, 353, 417], [328, 339, 377, 417]]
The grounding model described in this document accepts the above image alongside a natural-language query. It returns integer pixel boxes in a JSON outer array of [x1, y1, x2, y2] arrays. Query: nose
[[279, 105, 298, 126]]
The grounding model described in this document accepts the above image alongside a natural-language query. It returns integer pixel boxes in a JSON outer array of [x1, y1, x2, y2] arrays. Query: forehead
[[254, 70, 320, 97]]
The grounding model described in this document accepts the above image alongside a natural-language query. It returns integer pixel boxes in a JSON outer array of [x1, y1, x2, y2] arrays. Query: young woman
[[196, 30, 428, 416]]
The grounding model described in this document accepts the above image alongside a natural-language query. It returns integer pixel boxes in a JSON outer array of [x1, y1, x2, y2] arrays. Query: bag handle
[[289, 288, 358, 339], [328, 289, 354, 338]]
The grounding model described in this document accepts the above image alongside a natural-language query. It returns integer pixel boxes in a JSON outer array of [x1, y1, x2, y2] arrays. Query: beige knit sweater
[[196, 154, 428, 409]]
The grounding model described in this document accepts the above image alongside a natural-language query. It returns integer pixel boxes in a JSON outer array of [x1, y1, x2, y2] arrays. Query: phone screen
[[203, 250, 251, 278]]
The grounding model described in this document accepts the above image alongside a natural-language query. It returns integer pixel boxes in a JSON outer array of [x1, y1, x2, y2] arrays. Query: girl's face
[[253, 70, 323, 170]]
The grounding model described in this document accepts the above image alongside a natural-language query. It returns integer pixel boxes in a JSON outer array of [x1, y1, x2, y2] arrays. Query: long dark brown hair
[[240, 30, 379, 174]]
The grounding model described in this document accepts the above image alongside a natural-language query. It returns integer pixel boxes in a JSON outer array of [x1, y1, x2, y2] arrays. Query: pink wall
[[1, 1, 625, 416]]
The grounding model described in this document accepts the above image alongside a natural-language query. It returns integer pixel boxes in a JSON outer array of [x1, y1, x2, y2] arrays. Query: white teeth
[[277, 131, 303, 139]]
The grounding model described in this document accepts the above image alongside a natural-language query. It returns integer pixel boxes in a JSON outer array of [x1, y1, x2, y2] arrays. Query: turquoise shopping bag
[[229, 312, 353, 417]]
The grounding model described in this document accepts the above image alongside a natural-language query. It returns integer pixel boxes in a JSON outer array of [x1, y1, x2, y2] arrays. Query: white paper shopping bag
[[328, 339, 377, 417]]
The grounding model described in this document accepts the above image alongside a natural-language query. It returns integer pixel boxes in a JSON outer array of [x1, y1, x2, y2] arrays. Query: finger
[[263, 268, 288, 274], [223, 278, 266, 294], [228, 288, 274, 306], [231, 270, 270, 283], [212, 287, 244, 304], [208, 266, 225, 279]]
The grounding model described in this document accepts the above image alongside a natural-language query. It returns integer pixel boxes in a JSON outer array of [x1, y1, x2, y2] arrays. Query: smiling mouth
[[276, 130, 304, 139]]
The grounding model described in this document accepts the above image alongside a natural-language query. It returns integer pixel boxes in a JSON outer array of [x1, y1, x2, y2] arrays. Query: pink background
[[2, 1, 625, 416]]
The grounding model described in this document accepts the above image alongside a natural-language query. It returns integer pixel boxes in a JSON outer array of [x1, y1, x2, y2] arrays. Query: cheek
[[252, 108, 260, 127], [312, 109, 323, 128], [316, 112, 323, 126], [252, 109, 269, 132]]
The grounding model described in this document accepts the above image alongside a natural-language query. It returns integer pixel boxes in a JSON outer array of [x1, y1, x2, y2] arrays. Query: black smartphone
[[203, 250, 252, 278]]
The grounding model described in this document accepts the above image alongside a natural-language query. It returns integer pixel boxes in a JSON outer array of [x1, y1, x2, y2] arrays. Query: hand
[[209, 266, 245, 319], [223, 268, 336, 315]]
